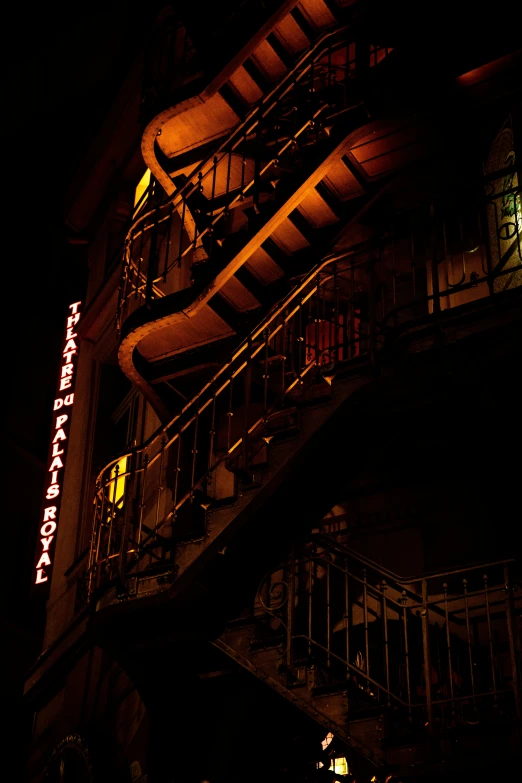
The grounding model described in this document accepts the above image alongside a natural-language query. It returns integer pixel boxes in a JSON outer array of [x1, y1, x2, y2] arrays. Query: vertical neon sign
[[34, 301, 82, 587]]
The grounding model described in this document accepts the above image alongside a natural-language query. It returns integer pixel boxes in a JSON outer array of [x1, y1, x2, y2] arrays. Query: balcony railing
[[118, 27, 393, 330], [252, 536, 521, 733], [87, 181, 521, 601]]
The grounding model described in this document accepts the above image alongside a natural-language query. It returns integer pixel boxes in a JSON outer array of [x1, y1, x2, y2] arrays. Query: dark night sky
[[2, 1, 157, 768]]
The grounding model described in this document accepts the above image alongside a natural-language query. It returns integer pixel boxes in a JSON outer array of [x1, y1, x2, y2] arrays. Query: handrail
[[118, 26, 393, 323], [99, 179, 522, 486], [254, 535, 521, 730], [310, 533, 516, 586], [127, 22, 352, 242], [88, 246, 371, 594], [95, 249, 353, 485]]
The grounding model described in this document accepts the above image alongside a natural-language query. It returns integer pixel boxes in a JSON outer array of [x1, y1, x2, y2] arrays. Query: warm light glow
[[317, 754, 348, 776], [134, 169, 151, 208], [321, 732, 334, 751], [329, 757, 348, 776], [109, 456, 128, 507]]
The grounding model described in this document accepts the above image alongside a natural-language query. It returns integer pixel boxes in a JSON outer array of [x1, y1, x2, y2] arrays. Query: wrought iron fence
[[88, 249, 368, 599], [254, 537, 521, 733]]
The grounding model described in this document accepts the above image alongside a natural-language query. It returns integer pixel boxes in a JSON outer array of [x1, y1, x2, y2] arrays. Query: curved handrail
[[87, 246, 369, 593], [125, 22, 352, 242], [118, 24, 386, 318], [88, 170, 522, 598], [96, 248, 356, 485], [96, 182, 522, 488]]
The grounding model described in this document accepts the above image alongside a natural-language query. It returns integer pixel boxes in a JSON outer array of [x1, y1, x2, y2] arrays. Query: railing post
[[243, 337, 253, 481], [401, 590, 412, 722], [368, 258, 377, 365], [286, 545, 296, 674], [430, 203, 441, 320], [504, 564, 521, 720], [86, 488, 100, 601], [363, 568, 370, 682], [421, 579, 434, 735], [382, 579, 390, 707], [145, 205, 160, 306]]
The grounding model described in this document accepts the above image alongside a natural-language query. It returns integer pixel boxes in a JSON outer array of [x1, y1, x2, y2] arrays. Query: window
[[134, 168, 152, 213], [330, 757, 348, 776], [321, 732, 334, 751], [485, 117, 521, 293], [108, 455, 128, 508], [318, 733, 348, 777]]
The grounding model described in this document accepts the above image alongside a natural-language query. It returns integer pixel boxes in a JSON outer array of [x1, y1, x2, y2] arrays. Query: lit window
[[330, 757, 348, 776], [317, 755, 348, 776], [321, 733, 334, 751], [134, 169, 151, 210], [109, 456, 127, 507]]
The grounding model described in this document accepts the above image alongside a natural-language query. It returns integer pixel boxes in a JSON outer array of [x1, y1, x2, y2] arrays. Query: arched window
[[485, 116, 522, 292]]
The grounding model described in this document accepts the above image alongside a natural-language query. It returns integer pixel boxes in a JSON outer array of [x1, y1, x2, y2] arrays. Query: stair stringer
[[119, 118, 385, 416], [142, 0, 301, 195], [95, 367, 375, 612], [171, 369, 374, 594], [214, 632, 387, 772]]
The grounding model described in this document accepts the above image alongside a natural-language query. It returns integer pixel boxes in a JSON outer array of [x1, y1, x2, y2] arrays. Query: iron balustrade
[[88, 182, 522, 601], [89, 248, 368, 600], [254, 537, 521, 735], [117, 28, 393, 330]]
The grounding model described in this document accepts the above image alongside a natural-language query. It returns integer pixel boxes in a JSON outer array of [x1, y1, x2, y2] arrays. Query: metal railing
[[87, 182, 522, 600], [117, 27, 393, 329], [88, 248, 368, 599], [254, 536, 521, 733]]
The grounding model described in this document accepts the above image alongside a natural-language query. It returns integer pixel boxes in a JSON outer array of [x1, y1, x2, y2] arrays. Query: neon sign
[[34, 301, 82, 586]]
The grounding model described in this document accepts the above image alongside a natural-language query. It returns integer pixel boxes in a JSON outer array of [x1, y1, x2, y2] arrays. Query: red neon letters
[[35, 302, 82, 585]]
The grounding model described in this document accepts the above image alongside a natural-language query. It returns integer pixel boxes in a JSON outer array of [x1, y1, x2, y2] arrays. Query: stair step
[[266, 32, 295, 69], [219, 83, 249, 121], [249, 635, 285, 652], [297, 0, 337, 30], [312, 680, 349, 697], [251, 39, 289, 83], [291, 6, 319, 42], [288, 381, 333, 406], [243, 56, 273, 94], [273, 14, 311, 55], [227, 65, 265, 107]]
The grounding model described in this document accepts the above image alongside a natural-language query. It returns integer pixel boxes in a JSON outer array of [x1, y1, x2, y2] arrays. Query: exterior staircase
[[89, 249, 380, 607], [215, 537, 521, 779], [116, 1, 403, 414], [115, 0, 521, 419]]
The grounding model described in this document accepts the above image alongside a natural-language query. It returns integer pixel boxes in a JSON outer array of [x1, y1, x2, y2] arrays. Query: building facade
[[24, 2, 521, 781]]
